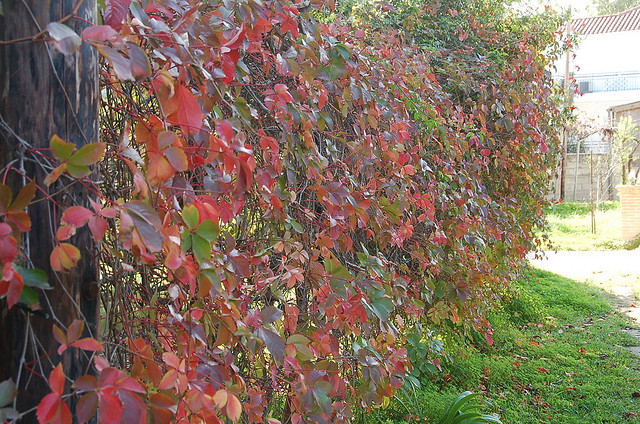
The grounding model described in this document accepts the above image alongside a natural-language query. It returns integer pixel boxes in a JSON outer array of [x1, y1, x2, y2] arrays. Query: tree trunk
[[0, 1, 99, 421]]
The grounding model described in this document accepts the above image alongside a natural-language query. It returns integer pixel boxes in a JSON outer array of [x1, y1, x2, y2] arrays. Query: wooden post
[[560, 24, 572, 200], [0, 0, 99, 420]]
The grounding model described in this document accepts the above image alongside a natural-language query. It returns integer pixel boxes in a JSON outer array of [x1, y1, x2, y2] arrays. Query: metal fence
[[553, 71, 640, 93]]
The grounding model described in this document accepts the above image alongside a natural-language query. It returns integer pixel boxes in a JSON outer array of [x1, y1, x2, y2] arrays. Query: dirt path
[[529, 250, 640, 355]]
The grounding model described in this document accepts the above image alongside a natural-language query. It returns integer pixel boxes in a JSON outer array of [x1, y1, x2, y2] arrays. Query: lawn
[[371, 269, 640, 424], [543, 201, 629, 251]]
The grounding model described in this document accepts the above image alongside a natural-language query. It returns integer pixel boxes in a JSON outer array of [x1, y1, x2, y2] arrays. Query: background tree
[[588, 0, 640, 15], [0, 0, 100, 421]]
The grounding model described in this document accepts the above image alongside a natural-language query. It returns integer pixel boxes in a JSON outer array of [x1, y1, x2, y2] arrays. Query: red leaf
[[0, 232, 18, 264], [6, 272, 24, 309], [99, 46, 134, 82], [82, 25, 123, 47], [36, 393, 61, 424], [158, 369, 178, 390], [119, 389, 145, 424], [98, 388, 123, 424], [74, 375, 98, 392], [116, 377, 146, 394], [6, 210, 31, 232], [215, 120, 234, 144], [49, 364, 66, 396], [76, 392, 98, 424], [536, 367, 549, 373], [71, 338, 104, 352], [277, 12, 299, 38], [103, 0, 132, 31], [123, 201, 164, 252], [62, 206, 93, 228], [166, 85, 203, 135], [88, 216, 108, 241], [50, 243, 81, 272], [0, 222, 11, 236], [127, 43, 151, 81]]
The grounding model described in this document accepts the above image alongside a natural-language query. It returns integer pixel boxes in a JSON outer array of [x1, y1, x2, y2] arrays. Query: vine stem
[[0, 0, 85, 46]]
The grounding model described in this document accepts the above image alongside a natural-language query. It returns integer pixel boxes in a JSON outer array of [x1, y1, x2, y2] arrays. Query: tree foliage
[[0, 0, 566, 422], [588, 0, 640, 15]]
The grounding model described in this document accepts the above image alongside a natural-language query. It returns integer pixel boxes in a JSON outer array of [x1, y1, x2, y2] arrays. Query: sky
[[552, 0, 592, 16], [514, 0, 593, 17]]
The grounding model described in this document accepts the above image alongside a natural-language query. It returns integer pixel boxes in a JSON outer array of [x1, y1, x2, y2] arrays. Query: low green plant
[[371, 268, 640, 424], [543, 201, 625, 250], [438, 392, 502, 424]]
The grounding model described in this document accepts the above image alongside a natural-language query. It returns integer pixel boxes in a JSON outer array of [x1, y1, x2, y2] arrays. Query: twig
[[0, 0, 85, 46]]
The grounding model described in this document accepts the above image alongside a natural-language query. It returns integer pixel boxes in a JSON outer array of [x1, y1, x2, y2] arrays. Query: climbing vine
[[0, 0, 565, 422]]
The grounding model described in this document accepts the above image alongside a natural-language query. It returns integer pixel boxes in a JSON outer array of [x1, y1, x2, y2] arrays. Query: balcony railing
[[553, 71, 640, 93]]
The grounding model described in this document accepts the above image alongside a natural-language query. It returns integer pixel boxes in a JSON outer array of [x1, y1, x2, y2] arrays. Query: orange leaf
[[53, 324, 67, 346], [158, 369, 178, 390], [226, 393, 242, 422], [71, 338, 104, 352], [44, 164, 67, 187], [50, 243, 81, 272], [67, 319, 85, 344], [147, 156, 174, 187], [49, 364, 66, 396]]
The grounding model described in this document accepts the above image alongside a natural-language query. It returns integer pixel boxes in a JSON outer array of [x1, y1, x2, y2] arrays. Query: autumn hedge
[[0, 0, 566, 423]]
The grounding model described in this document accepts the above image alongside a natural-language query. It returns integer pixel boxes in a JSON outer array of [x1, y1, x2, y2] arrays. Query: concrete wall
[[563, 152, 620, 202]]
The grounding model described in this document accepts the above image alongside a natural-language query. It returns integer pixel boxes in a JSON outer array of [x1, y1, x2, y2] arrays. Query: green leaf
[[66, 163, 92, 178], [371, 296, 394, 321], [192, 234, 211, 262], [9, 181, 36, 211], [285, 217, 303, 234], [16, 266, 50, 289], [324, 258, 352, 298], [195, 220, 219, 242], [182, 205, 199, 229], [0, 379, 17, 408], [18, 286, 39, 308], [335, 43, 351, 60], [50, 135, 74, 162], [69, 142, 106, 166]]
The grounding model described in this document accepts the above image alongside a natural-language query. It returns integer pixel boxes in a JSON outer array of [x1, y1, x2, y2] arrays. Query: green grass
[[369, 269, 640, 424], [543, 201, 630, 251]]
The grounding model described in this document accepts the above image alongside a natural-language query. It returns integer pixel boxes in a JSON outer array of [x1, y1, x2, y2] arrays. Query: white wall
[[572, 30, 640, 74]]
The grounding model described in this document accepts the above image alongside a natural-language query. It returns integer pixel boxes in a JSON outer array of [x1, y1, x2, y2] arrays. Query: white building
[[553, 7, 640, 201]]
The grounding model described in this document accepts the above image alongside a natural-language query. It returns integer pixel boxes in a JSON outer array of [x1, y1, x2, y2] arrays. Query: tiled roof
[[569, 6, 640, 35]]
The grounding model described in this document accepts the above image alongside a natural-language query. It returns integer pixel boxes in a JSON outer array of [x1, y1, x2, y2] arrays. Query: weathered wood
[[0, 0, 99, 421]]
